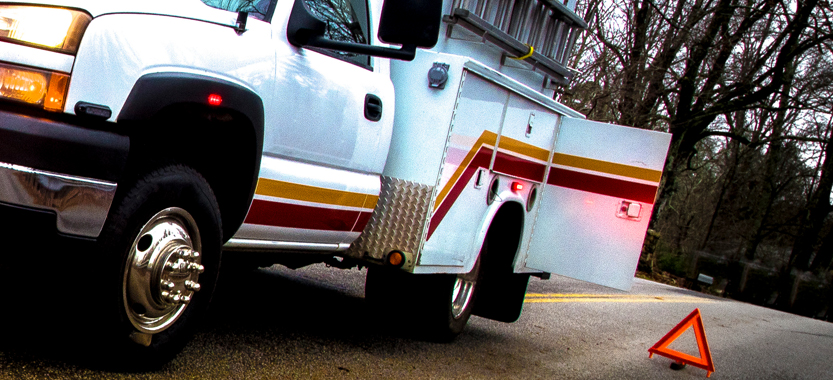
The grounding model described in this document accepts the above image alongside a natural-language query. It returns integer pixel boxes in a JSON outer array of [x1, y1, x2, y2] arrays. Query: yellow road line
[[527, 293, 660, 298], [524, 293, 713, 303]]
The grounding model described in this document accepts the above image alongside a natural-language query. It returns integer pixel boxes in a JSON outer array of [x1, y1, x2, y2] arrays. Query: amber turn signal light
[[386, 250, 405, 267]]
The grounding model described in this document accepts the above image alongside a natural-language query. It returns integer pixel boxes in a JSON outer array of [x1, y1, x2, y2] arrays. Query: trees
[[568, 0, 829, 223], [562, 0, 833, 274]]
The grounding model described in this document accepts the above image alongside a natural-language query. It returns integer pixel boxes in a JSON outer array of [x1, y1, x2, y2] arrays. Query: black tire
[[366, 257, 480, 342], [95, 165, 222, 370]]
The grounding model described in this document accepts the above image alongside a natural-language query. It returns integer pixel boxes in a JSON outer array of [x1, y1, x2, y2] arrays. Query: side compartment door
[[523, 118, 671, 290]]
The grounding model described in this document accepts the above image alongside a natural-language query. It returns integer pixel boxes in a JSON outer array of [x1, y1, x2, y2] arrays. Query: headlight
[[0, 5, 91, 53]]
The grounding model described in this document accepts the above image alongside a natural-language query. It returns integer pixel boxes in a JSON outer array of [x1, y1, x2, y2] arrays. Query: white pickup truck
[[0, 0, 670, 369]]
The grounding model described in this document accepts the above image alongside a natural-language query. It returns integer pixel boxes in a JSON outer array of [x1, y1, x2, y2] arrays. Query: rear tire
[[366, 257, 480, 342], [96, 165, 222, 370]]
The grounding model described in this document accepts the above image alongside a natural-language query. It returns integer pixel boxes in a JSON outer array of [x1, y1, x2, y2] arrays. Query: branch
[[700, 131, 752, 145], [770, 135, 829, 144], [593, 29, 627, 67], [644, 0, 686, 30]]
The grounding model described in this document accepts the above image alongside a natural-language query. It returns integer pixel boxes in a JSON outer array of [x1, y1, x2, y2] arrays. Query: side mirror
[[287, 0, 442, 61], [378, 0, 442, 49]]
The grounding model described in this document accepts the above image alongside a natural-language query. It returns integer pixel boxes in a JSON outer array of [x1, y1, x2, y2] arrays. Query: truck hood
[[7, 0, 237, 26]]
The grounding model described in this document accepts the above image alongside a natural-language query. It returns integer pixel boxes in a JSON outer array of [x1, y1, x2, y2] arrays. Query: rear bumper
[[0, 108, 128, 237]]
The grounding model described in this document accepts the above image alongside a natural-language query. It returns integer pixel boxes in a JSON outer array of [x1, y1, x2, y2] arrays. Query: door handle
[[365, 94, 382, 122]]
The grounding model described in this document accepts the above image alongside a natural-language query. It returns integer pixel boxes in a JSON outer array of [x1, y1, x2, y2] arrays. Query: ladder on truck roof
[[444, 0, 588, 86]]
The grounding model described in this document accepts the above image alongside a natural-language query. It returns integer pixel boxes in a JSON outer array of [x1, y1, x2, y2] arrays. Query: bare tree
[[563, 0, 833, 246]]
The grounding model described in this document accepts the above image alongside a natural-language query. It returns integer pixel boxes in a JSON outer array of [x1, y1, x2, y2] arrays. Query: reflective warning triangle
[[649, 308, 715, 377]]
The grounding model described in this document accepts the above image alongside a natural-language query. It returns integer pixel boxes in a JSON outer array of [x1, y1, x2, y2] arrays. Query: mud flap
[[473, 206, 530, 323], [473, 272, 530, 322]]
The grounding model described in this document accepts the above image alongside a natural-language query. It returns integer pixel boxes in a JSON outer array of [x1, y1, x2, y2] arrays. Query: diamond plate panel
[[348, 177, 434, 260]]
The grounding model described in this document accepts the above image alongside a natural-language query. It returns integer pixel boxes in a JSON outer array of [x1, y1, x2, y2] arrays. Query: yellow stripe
[[361, 195, 380, 209], [525, 298, 712, 303], [524, 293, 712, 303], [552, 153, 663, 183], [526, 293, 659, 298], [497, 136, 550, 162], [434, 131, 663, 212], [255, 178, 379, 209], [434, 131, 498, 211]]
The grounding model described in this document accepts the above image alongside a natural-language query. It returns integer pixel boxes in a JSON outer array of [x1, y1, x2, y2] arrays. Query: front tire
[[97, 165, 222, 370]]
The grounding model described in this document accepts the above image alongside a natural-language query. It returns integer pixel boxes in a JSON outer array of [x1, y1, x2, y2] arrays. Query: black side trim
[[117, 72, 265, 240], [118, 73, 264, 185], [0, 110, 129, 182], [118, 73, 265, 138]]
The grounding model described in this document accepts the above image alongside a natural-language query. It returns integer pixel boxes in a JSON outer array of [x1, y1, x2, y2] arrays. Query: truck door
[[522, 118, 671, 290], [232, 0, 393, 247]]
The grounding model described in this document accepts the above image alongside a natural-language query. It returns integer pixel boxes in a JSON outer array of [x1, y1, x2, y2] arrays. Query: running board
[[224, 238, 351, 252]]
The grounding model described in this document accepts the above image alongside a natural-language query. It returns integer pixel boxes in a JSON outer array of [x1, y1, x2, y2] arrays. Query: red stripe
[[245, 199, 360, 231], [428, 149, 492, 238], [428, 149, 659, 240], [493, 152, 547, 182], [548, 167, 658, 204], [352, 211, 373, 232]]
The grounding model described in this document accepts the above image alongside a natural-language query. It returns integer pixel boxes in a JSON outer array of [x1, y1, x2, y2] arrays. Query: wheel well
[[122, 104, 259, 241]]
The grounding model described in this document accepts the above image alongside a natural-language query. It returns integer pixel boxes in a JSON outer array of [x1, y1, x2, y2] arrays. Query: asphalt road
[[1, 263, 832, 379]]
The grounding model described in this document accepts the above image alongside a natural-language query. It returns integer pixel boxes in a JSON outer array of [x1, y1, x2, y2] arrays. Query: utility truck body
[[0, 0, 670, 367]]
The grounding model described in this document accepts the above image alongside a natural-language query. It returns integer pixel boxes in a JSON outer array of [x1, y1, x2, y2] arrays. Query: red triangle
[[649, 308, 715, 377]]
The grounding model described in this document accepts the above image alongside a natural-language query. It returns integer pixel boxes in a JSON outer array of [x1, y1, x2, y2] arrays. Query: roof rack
[[443, 0, 587, 85]]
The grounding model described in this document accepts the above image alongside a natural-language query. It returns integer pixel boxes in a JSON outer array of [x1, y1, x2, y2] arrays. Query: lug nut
[[189, 263, 205, 274], [162, 290, 183, 303], [179, 249, 192, 259], [163, 280, 175, 290], [181, 295, 191, 304], [185, 281, 201, 292], [191, 251, 201, 260]]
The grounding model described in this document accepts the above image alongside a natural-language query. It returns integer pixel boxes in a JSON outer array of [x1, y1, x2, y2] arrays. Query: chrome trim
[[224, 238, 349, 252], [0, 161, 117, 237], [463, 60, 586, 119]]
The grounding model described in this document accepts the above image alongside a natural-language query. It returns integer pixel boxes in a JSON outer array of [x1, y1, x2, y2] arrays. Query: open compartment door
[[523, 118, 671, 290]]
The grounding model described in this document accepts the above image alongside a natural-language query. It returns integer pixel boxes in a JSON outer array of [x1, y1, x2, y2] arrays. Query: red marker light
[[208, 94, 222, 106], [511, 182, 524, 193]]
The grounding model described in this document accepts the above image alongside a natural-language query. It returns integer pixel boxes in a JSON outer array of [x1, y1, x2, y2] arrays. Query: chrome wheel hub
[[123, 207, 203, 334], [451, 264, 478, 319]]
